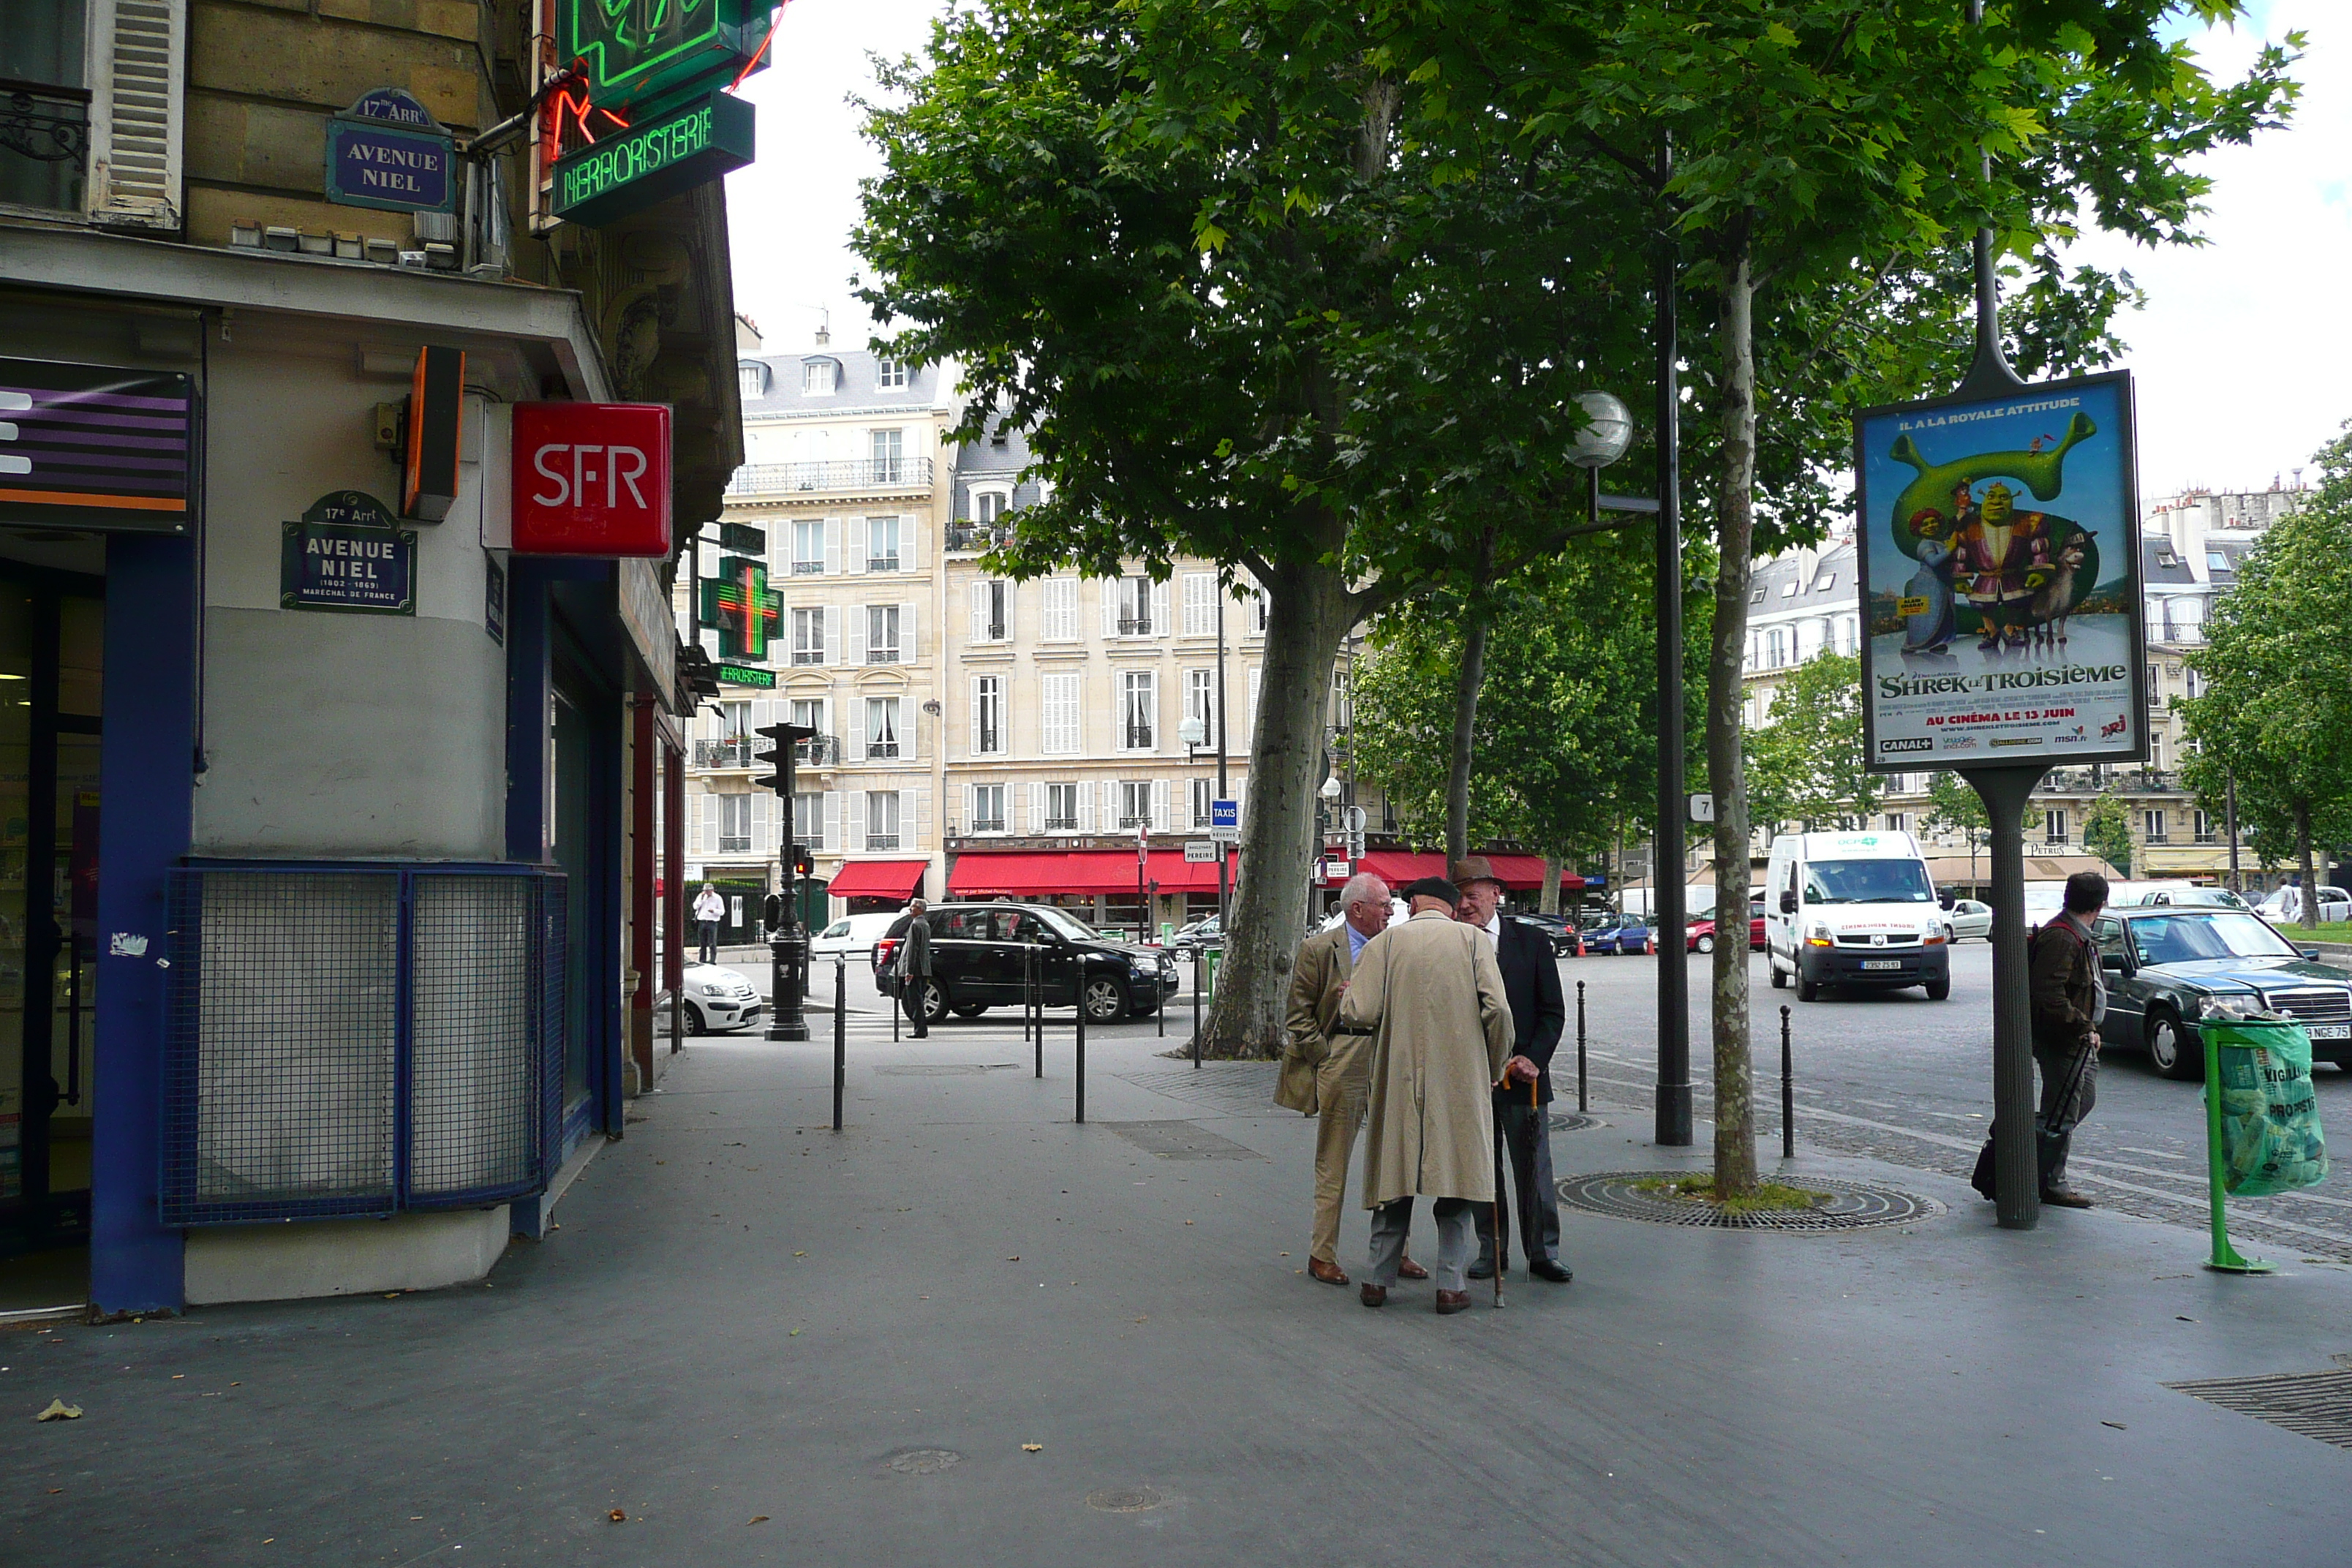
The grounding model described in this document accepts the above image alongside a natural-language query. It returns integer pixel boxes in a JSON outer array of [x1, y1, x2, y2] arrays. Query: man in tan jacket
[[1340, 876, 1527, 1314], [1284, 872, 1425, 1286]]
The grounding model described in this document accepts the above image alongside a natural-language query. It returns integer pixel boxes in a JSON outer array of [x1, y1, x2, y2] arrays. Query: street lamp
[[1567, 390, 1635, 506]]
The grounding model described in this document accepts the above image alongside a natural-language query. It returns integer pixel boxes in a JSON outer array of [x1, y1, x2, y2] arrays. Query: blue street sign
[[1210, 799, 1237, 829], [324, 110, 454, 213]]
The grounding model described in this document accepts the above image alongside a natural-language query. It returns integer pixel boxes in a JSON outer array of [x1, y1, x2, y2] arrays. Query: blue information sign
[[1210, 799, 1238, 840], [324, 105, 454, 214], [281, 516, 418, 615]]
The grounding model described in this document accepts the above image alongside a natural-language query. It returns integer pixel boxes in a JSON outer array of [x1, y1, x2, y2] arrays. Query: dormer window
[[802, 358, 840, 395], [738, 363, 767, 399], [976, 489, 1011, 524], [876, 358, 909, 390]]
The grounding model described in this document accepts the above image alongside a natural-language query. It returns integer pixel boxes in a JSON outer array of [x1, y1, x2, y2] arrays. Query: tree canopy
[[1748, 650, 1880, 835]]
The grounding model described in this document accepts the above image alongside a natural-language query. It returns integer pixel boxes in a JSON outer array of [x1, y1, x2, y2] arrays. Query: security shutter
[[86, 0, 186, 230]]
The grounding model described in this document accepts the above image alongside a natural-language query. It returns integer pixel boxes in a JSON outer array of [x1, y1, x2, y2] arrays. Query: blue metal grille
[[162, 862, 568, 1226]]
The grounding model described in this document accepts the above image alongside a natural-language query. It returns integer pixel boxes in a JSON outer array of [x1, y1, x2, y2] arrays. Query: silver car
[[1944, 899, 1993, 941], [657, 962, 764, 1035]]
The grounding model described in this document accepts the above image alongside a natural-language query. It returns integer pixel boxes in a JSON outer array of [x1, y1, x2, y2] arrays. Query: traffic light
[[751, 721, 818, 794], [791, 844, 815, 879]]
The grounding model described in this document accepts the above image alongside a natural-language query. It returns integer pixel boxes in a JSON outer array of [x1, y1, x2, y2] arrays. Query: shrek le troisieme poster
[[1852, 369, 2146, 771]]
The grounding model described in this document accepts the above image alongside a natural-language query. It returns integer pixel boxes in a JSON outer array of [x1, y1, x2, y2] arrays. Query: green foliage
[[2181, 423, 2352, 884], [1350, 540, 1710, 860], [2081, 791, 2136, 876], [1747, 652, 1880, 833], [1921, 769, 2032, 843]]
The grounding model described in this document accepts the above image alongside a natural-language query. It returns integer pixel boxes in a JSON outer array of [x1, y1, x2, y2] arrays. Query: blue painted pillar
[[90, 532, 197, 1314]]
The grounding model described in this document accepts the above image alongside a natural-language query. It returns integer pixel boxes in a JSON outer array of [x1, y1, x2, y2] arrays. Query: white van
[[1764, 830, 1950, 1001]]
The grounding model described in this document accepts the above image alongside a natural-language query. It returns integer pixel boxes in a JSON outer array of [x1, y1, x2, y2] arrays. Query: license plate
[[2308, 1023, 2350, 1041], [1860, 960, 1901, 971]]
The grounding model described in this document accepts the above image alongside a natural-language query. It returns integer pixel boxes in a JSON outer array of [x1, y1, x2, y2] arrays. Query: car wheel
[[1769, 961, 1787, 990], [950, 1001, 989, 1019], [1696, 934, 1716, 953], [1083, 975, 1126, 1023], [684, 1003, 707, 1036], [919, 980, 949, 1025], [2146, 1008, 2202, 1081], [1797, 975, 1820, 1003], [1924, 976, 1950, 1001]]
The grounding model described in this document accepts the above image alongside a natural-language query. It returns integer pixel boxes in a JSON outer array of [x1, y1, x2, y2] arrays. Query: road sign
[[1210, 798, 1238, 843], [1689, 792, 1714, 823], [1184, 840, 1218, 864]]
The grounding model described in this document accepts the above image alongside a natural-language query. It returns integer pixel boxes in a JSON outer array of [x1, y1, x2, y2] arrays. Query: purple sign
[[0, 356, 194, 534]]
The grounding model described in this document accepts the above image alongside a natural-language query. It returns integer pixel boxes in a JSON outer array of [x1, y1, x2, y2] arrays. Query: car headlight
[[1923, 923, 1948, 946], [1805, 921, 1833, 947]]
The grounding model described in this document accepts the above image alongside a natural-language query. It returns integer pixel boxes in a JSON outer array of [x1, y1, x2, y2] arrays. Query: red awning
[[1346, 851, 1582, 894], [826, 859, 929, 900], [947, 849, 1237, 898]]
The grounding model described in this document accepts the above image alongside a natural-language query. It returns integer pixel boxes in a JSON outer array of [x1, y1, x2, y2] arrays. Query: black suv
[[874, 902, 1180, 1025]]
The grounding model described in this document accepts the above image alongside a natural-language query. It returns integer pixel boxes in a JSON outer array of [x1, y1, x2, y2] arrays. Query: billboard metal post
[[1651, 135, 1691, 1150]]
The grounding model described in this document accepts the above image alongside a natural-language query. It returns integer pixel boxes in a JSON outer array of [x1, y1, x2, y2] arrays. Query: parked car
[[2133, 886, 2252, 911], [1945, 899, 1994, 941], [2256, 885, 2351, 926], [1749, 897, 1768, 950], [1169, 915, 1223, 950], [1763, 829, 1949, 1001], [1684, 918, 1718, 954], [2091, 907, 2352, 1079], [810, 912, 900, 962], [656, 962, 764, 1035], [873, 901, 1180, 1025], [1512, 911, 1583, 957], [1609, 914, 1653, 957]]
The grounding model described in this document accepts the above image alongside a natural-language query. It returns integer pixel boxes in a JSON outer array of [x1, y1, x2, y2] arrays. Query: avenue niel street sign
[[551, 92, 755, 229]]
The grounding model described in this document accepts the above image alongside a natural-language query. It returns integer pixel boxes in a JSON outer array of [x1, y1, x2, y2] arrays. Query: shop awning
[[947, 849, 1238, 898], [826, 859, 929, 900], [1346, 851, 1583, 894]]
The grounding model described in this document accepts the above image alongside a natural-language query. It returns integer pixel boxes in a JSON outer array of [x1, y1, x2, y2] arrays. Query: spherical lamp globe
[[1567, 391, 1635, 470]]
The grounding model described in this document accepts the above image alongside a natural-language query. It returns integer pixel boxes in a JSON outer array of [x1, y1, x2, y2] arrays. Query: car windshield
[[1803, 858, 1934, 905], [1036, 906, 1103, 943], [2130, 912, 2299, 965], [2166, 889, 2250, 910]]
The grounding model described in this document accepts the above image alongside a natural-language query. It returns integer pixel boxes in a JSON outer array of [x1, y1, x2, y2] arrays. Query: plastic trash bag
[[2208, 1021, 2328, 1196]]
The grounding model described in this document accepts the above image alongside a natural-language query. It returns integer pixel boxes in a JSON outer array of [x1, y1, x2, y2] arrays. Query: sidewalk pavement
[[10, 1019, 2351, 1567]]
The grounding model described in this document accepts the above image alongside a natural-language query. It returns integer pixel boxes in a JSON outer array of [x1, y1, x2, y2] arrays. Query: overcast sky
[[723, 0, 2345, 501]]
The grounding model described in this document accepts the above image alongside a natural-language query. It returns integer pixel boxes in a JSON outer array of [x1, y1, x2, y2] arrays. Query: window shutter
[[1182, 573, 1207, 636], [823, 606, 840, 666], [847, 701, 867, 762], [825, 518, 843, 575], [86, 0, 186, 230], [697, 794, 716, 855], [1021, 782, 1037, 835], [1234, 774, 1248, 826], [848, 605, 867, 664], [1078, 782, 1094, 833], [911, 786, 931, 851], [968, 676, 981, 758], [750, 791, 770, 854], [1246, 668, 1261, 751], [1152, 581, 1171, 638], [969, 579, 987, 644], [822, 790, 839, 853], [845, 517, 865, 576], [900, 601, 919, 663], [1152, 780, 1169, 832], [1101, 580, 1118, 639]]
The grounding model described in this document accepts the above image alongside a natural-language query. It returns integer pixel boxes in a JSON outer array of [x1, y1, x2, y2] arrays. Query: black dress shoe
[[1466, 1258, 1498, 1281], [1529, 1258, 1573, 1284]]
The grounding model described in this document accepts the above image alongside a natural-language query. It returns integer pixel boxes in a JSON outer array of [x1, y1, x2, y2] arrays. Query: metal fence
[[161, 861, 565, 1226]]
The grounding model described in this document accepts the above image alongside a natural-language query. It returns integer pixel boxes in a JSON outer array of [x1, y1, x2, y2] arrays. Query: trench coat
[[1338, 909, 1513, 1207]]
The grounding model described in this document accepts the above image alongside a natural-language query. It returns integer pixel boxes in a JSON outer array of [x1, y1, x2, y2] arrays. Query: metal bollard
[[1033, 949, 1044, 1079], [1157, 956, 1165, 1038], [1576, 980, 1588, 1114], [1779, 1003, 1794, 1160], [832, 957, 846, 1132], [1074, 962, 1088, 1125], [892, 953, 901, 1043], [1191, 946, 1202, 1068]]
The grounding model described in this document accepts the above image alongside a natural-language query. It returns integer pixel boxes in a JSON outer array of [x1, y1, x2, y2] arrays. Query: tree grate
[[1549, 1113, 1600, 1133], [2164, 1368, 2352, 1450], [1557, 1172, 1943, 1232]]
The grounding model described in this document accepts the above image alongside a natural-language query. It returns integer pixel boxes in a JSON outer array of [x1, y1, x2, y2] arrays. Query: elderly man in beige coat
[[1338, 875, 1524, 1313]]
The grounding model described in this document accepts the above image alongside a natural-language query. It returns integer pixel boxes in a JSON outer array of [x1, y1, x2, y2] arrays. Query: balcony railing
[[726, 457, 934, 497], [696, 739, 758, 769], [1, 82, 91, 211], [970, 817, 1006, 834], [1117, 617, 1154, 636], [865, 739, 901, 759], [867, 556, 901, 573], [718, 834, 750, 853], [693, 735, 843, 769], [867, 832, 900, 851], [946, 524, 1014, 553], [1043, 816, 1079, 832]]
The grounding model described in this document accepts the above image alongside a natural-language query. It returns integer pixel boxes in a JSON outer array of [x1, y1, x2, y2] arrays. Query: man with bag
[[1340, 876, 1526, 1314], [1281, 873, 1426, 1287], [2027, 870, 2108, 1208]]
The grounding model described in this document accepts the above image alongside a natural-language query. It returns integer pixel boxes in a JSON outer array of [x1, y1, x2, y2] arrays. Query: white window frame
[[869, 428, 905, 483], [972, 674, 1006, 755], [866, 791, 902, 850], [970, 783, 1006, 834], [865, 604, 901, 664], [791, 607, 826, 666], [1041, 672, 1081, 755], [970, 578, 1010, 644], [803, 359, 839, 395], [1186, 668, 1216, 747], [864, 697, 902, 760], [1041, 578, 1079, 641], [1120, 669, 1156, 752], [864, 516, 901, 572], [876, 358, 910, 390], [791, 519, 825, 576], [1119, 780, 1153, 830], [1189, 777, 1214, 829]]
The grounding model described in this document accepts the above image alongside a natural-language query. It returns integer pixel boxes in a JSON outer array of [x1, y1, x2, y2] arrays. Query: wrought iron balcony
[[946, 524, 1014, 553], [725, 457, 934, 497], [1, 80, 91, 169], [695, 739, 758, 769], [693, 735, 842, 769], [1117, 617, 1155, 636]]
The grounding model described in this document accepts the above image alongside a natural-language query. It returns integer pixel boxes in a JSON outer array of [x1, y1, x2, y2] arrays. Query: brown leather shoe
[[1308, 1257, 1349, 1286], [1397, 1257, 1430, 1281], [1360, 1284, 1387, 1308], [2041, 1188, 2094, 1209], [1434, 1289, 1471, 1315]]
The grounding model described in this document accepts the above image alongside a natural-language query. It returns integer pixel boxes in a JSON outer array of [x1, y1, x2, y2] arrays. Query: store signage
[[720, 521, 766, 555], [0, 355, 194, 534], [698, 554, 780, 660], [1183, 840, 1218, 864], [717, 663, 776, 688], [324, 88, 454, 213], [281, 491, 415, 615], [551, 92, 755, 229], [1853, 369, 2145, 770], [556, 0, 775, 115], [403, 346, 464, 521], [510, 402, 673, 556]]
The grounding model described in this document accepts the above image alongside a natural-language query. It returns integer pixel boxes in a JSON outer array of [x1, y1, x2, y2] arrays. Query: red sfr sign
[[511, 402, 673, 556]]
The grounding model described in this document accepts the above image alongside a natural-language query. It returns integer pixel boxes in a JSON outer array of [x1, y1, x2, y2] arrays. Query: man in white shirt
[[693, 883, 725, 965]]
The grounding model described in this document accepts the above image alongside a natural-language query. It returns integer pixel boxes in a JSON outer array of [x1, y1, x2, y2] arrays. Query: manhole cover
[[1086, 1486, 1166, 1512], [1557, 1172, 1942, 1232], [2166, 1369, 2352, 1449], [1104, 1120, 1264, 1161], [885, 1449, 964, 1474], [1549, 1112, 1600, 1132]]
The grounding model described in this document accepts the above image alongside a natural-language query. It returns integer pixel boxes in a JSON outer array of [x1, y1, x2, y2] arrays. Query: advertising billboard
[[1853, 369, 2146, 772]]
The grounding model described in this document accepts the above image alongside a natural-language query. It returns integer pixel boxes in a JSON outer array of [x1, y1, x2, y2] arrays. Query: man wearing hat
[[1451, 857, 1571, 1284], [1340, 876, 1523, 1314]]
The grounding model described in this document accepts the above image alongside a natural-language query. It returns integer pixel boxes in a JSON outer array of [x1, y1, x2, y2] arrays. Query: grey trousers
[[1368, 1196, 1476, 1292], [2033, 1041, 2100, 1187]]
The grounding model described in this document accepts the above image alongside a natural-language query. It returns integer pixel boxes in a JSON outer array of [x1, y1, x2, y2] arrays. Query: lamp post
[[1319, 773, 1342, 919]]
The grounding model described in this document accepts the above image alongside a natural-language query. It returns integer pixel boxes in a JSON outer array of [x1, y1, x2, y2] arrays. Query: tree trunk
[[1196, 554, 1358, 1058], [1444, 615, 1489, 863], [1540, 855, 1562, 915], [2296, 799, 2318, 931], [1708, 231, 1759, 1196]]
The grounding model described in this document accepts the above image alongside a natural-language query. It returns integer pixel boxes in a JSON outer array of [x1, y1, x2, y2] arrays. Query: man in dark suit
[[1450, 858, 1570, 1284], [893, 899, 933, 1038]]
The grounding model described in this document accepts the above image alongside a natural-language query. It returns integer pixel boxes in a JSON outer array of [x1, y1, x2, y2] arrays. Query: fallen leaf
[[2101, 1420, 2127, 1431], [608, 1508, 627, 1523], [793, 1251, 807, 1257], [747, 1515, 770, 1525], [1021, 1444, 1043, 1453], [170, 1375, 184, 1380], [789, 1329, 801, 1336], [36, 1400, 82, 1422]]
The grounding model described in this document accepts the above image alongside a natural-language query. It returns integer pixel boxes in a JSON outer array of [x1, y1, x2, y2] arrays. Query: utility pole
[[2226, 769, 2241, 895]]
